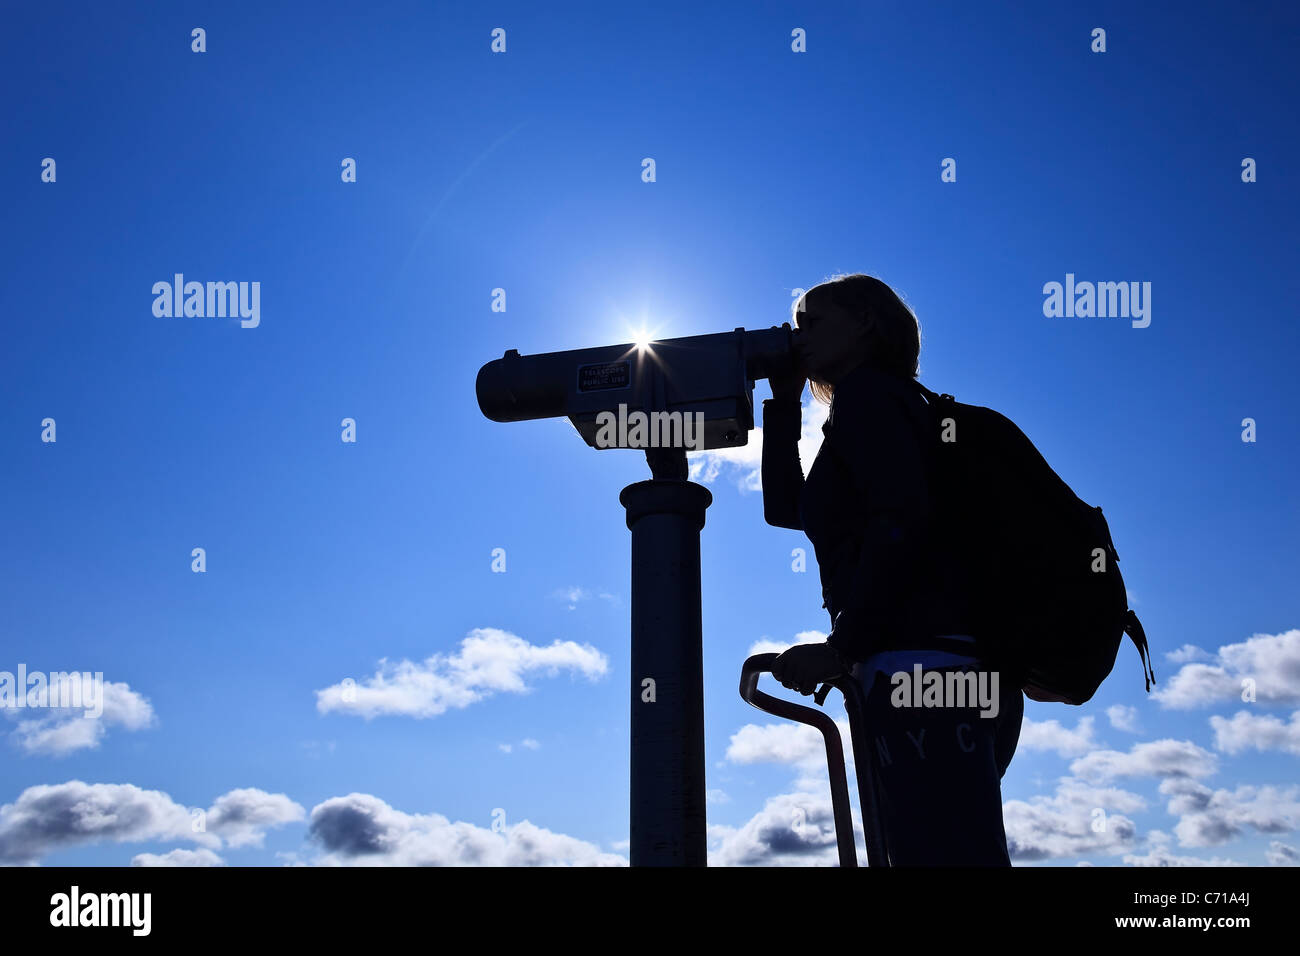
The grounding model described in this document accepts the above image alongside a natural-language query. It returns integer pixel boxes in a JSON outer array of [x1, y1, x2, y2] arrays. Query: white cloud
[[131, 848, 226, 867], [1121, 846, 1244, 866], [550, 587, 616, 610], [1106, 705, 1141, 733], [1069, 739, 1218, 783], [306, 793, 625, 866], [1166, 644, 1214, 664], [706, 789, 731, 805], [1003, 778, 1145, 861], [725, 718, 851, 772], [688, 399, 829, 491], [0, 781, 210, 864], [207, 789, 305, 848], [1151, 664, 1242, 709], [1266, 841, 1299, 866], [316, 627, 609, 719], [1209, 710, 1300, 756], [1017, 716, 1097, 757], [708, 790, 852, 866], [499, 738, 540, 754], [5, 679, 155, 756], [747, 630, 828, 657], [0, 781, 305, 864], [1159, 778, 1300, 847], [552, 586, 590, 609], [1154, 629, 1300, 709]]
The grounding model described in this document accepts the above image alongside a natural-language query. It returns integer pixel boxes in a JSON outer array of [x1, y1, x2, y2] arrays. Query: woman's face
[[794, 298, 870, 386]]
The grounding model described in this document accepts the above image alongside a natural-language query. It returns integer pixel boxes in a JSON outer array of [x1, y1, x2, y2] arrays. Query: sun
[[628, 324, 658, 352], [616, 311, 667, 355]]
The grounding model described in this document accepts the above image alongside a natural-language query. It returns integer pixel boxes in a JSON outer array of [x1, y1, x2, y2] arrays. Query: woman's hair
[[791, 273, 922, 404]]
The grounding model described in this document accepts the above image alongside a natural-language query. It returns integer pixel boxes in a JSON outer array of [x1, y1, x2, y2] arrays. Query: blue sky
[[1, 1, 1297, 866]]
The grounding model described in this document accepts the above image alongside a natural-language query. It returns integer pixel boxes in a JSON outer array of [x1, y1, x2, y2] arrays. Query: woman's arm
[[823, 375, 935, 663], [760, 397, 806, 529]]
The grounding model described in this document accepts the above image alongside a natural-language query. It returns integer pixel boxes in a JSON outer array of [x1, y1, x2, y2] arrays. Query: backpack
[[909, 381, 1155, 705]]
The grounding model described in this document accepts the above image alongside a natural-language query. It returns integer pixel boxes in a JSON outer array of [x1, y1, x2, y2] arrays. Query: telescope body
[[474, 322, 797, 864], [475, 325, 795, 451]]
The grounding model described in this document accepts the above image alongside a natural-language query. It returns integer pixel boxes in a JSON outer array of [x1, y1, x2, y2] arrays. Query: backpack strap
[[907, 380, 949, 465], [1124, 609, 1156, 692], [911, 379, 954, 408]]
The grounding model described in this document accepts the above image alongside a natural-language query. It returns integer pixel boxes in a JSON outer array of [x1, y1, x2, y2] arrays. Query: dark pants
[[858, 664, 1023, 866]]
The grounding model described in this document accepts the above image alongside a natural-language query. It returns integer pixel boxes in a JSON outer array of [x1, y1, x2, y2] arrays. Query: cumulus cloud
[[1209, 710, 1300, 756], [725, 718, 851, 772], [1003, 778, 1145, 861], [1165, 644, 1214, 664], [1266, 841, 1298, 866], [708, 790, 851, 866], [207, 789, 305, 848], [131, 848, 226, 867], [306, 793, 625, 866], [1159, 778, 1300, 847], [1153, 629, 1300, 709], [1069, 739, 1218, 783], [747, 631, 828, 657], [688, 399, 829, 491], [315, 627, 609, 719], [1121, 846, 1244, 866], [3, 678, 155, 756], [0, 781, 304, 864], [1017, 716, 1097, 757], [1106, 705, 1141, 733], [0, 781, 208, 864]]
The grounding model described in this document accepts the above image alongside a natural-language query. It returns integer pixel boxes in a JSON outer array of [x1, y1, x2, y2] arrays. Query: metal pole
[[621, 474, 712, 866]]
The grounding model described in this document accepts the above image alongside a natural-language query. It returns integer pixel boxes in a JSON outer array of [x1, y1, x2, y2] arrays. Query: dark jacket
[[761, 362, 977, 662]]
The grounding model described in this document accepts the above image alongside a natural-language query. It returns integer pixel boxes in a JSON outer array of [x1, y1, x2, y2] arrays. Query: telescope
[[475, 321, 799, 866], [475, 324, 797, 453]]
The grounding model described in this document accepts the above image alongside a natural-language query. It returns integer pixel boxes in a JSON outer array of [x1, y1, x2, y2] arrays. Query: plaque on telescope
[[577, 361, 630, 392]]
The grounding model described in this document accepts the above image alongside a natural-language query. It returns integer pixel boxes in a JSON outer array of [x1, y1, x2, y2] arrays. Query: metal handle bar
[[739, 653, 857, 867], [738, 653, 891, 867]]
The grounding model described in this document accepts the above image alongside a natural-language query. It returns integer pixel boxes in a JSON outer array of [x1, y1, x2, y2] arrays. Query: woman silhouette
[[764, 273, 1024, 866]]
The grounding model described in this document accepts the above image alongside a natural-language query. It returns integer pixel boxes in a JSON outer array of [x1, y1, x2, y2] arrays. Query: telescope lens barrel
[[474, 324, 795, 431], [741, 325, 797, 382], [475, 351, 572, 422]]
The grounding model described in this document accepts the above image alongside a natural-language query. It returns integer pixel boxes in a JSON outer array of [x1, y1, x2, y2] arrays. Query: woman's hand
[[769, 364, 806, 403], [771, 642, 851, 696]]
